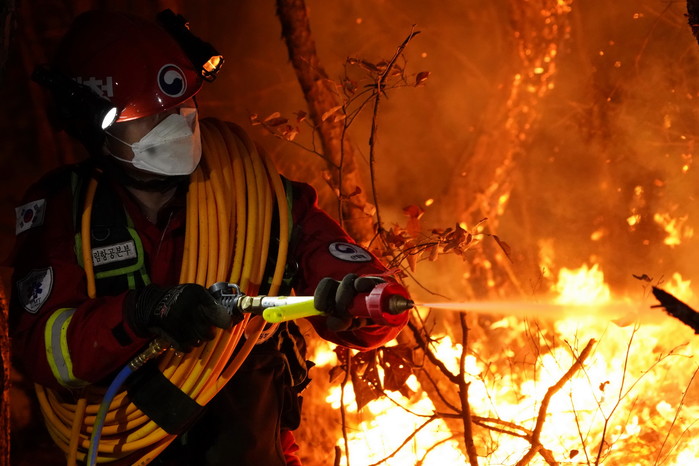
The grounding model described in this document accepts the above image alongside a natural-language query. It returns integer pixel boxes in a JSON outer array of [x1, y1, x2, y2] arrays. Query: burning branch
[[406, 319, 461, 385], [402, 320, 597, 465], [367, 414, 439, 466], [458, 314, 479, 465], [516, 338, 596, 466], [655, 365, 699, 465], [338, 348, 352, 466], [652, 286, 699, 333]]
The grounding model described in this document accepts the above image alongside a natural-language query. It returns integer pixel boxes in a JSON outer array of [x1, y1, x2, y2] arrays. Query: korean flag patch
[[17, 267, 53, 314], [15, 199, 46, 234]]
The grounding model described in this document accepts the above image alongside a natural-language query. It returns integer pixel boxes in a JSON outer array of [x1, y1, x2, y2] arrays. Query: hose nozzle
[[387, 295, 415, 315]]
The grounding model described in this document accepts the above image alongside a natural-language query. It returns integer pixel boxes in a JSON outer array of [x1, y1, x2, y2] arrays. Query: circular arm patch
[[328, 242, 372, 262]]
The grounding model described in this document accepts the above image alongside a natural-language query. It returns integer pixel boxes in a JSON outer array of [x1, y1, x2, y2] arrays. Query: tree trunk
[[275, 0, 375, 244]]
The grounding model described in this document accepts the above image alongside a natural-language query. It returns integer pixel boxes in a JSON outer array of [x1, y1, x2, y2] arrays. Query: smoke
[[186, 0, 699, 302], [512, 1, 699, 293]]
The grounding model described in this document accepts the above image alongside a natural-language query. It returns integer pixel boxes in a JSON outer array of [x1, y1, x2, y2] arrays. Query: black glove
[[314, 274, 385, 331], [125, 284, 232, 352]]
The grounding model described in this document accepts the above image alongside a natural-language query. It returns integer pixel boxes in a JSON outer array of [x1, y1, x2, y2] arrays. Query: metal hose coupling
[[208, 281, 312, 318], [208, 282, 246, 324], [128, 338, 168, 371]]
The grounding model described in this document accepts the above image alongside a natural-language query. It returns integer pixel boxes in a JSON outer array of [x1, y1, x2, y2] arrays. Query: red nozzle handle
[[364, 282, 413, 326]]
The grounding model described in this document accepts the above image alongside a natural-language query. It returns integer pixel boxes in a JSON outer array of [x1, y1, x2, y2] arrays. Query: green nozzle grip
[[262, 300, 325, 323]]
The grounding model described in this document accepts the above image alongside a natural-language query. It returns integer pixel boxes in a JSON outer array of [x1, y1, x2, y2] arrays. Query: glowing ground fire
[[313, 264, 699, 466]]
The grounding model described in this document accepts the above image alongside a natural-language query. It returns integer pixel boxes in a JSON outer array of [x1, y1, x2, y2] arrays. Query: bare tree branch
[[515, 338, 596, 466], [458, 313, 479, 465], [367, 415, 439, 466], [367, 26, 419, 232], [406, 319, 460, 384], [655, 365, 699, 465]]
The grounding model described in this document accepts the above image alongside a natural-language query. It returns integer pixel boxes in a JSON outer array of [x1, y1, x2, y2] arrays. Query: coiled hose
[[33, 119, 290, 465]]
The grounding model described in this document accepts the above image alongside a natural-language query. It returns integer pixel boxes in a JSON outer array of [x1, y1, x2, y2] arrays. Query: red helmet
[[52, 10, 203, 122]]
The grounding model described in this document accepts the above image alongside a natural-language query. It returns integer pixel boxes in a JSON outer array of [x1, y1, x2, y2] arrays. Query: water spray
[[209, 282, 669, 326]]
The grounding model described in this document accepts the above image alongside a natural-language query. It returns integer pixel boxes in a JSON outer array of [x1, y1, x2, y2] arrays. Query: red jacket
[[10, 164, 407, 389], [10, 163, 408, 464]]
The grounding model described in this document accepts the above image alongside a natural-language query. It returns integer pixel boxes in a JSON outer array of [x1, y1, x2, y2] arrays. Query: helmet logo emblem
[[157, 64, 187, 98]]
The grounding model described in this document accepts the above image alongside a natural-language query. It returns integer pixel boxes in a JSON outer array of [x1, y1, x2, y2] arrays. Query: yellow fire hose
[[33, 118, 290, 465]]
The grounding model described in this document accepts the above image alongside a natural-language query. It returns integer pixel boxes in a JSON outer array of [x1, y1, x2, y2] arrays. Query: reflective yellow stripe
[[44, 308, 88, 389]]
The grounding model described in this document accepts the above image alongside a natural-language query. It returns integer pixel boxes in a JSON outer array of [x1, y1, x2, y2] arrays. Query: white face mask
[[107, 107, 202, 176]]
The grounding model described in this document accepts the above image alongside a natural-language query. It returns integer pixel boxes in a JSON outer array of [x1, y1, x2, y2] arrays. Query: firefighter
[[9, 9, 410, 466]]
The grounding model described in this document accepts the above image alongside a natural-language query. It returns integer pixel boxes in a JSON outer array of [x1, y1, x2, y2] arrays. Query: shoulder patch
[[17, 267, 54, 314], [15, 199, 46, 234], [328, 242, 372, 262]]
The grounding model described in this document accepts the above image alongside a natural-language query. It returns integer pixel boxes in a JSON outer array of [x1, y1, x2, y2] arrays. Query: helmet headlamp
[[31, 64, 120, 131], [156, 9, 224, 82]]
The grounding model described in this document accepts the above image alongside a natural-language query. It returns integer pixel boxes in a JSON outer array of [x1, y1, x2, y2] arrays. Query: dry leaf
[[402, 205, 424, 219], [358, 60, 381, 73], [263, 111, 281, 122], [281, 125, 298, 141], [294, 110, 307, 123], [350, 351, 383, 411], [342, 78, 358, 96], [264, 117, 288, 127], [415, 71, 430, 86], [403, 205, 424, 237], [380, 345, 414, 392], [633, 273, 652, 282], [321, 105, 343, 122], [493, 234, 512, 263], [329, 365, 345, 384], [428, 244, 439, 262]]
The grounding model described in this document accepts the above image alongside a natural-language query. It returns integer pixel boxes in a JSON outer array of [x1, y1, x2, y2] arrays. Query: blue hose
[[86, 363, 135, 466], [84, 339, 166, 465]]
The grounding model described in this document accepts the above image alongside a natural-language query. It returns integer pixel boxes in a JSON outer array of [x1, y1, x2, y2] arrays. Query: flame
[[311, 264, 699, 465], [316, 337, 468, 465], [664, 272, 693, 302], [324, 376, 467, 465], [654, 213, 694, 247], [553, 263, 610, 304]]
